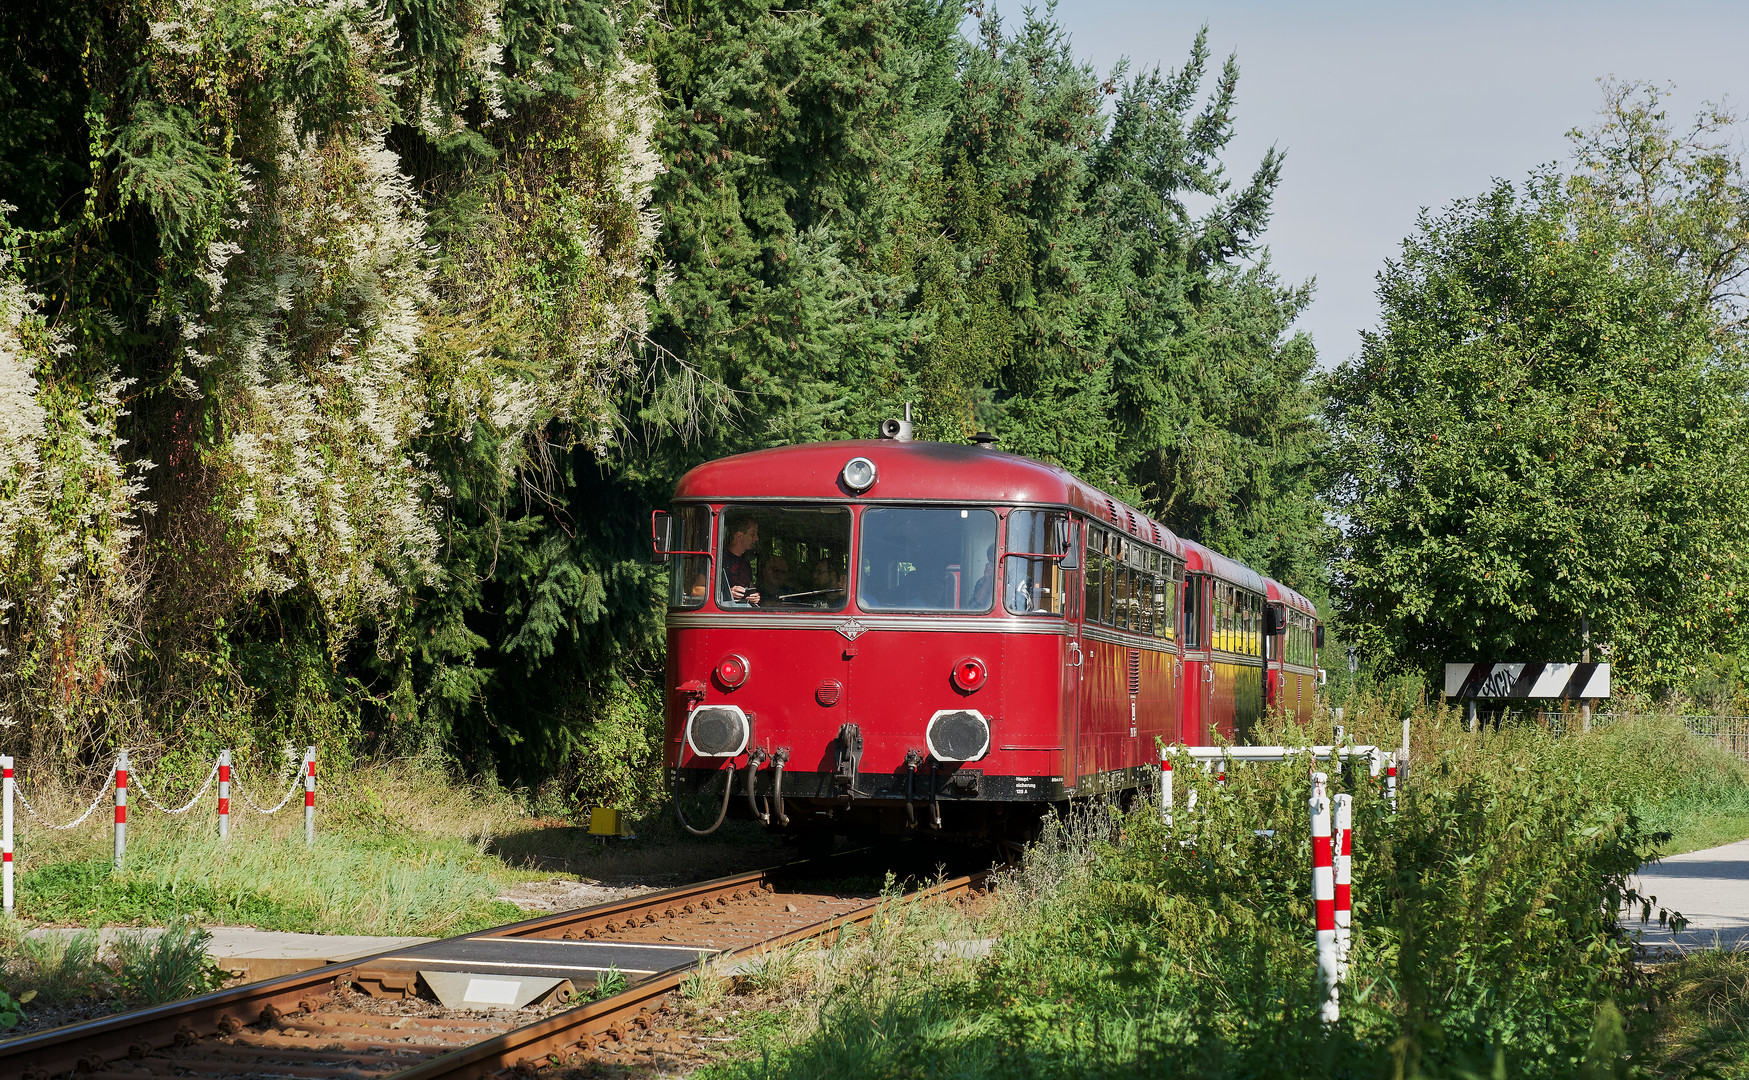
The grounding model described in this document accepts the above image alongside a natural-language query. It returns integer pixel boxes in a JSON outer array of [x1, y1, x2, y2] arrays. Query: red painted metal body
[[660, 440, 1320, 836]]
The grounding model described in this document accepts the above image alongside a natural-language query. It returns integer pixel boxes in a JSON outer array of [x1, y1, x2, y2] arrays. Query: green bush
[[713, 706, 1748, 1079]]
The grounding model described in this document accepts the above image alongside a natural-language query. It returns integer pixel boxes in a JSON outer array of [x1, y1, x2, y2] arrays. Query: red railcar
[[653, 435, 1322, 838]]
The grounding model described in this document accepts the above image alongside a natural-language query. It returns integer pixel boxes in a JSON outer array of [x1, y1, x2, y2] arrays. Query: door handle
[[1202, 665, 1213, 684], [1069, 642, 1083, 668]]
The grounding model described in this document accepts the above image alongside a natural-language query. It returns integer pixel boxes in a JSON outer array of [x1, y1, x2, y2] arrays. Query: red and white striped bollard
[[303, 746, 316, 845], [218, 749, 231, 839], [1160, 752, 1173, 826], [1311, 784, 1339, 1023], [1386, 757, 1398, 813], [1334, 793, 1353, 976], [2, 754, 13, 913], [114, 749, 129, 870]]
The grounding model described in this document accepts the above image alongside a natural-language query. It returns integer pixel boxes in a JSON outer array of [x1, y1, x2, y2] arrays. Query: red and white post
[[3, 754, 14, 914], [302, 746, 316, 845], [1311, 784, 1339, 1023], [1334, 793, 1353, 977], [217, 749, 231, 840], [1386, 756, 1398, 813], [1159, 752, 1174, 826], [114, 749, 129, 870]]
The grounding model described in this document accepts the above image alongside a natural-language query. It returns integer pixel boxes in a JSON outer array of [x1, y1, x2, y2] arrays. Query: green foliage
[[1328, 89, 1749, 694], [0, 0, 1329, 799], [15, 927, 103, 1003], [1327, 169, 1749, 693], [717, 710, 1742, 1079], [1649, 950, 1749, 1079], [592, 964, 628, 999], [112, 919, 232, 1005], [0, 987, 33, 1030]]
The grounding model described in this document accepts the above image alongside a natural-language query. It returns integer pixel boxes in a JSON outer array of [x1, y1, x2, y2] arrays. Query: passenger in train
[[968, 544, 996, 610], [811, 555, 847, 594], [758, 552, 791, 597]]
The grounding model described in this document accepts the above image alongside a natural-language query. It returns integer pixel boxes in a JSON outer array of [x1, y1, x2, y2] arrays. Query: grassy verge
[[1649, 951, 1749, 1078], [690, 708, 1749, 1079], [7, 759, 537, 935]]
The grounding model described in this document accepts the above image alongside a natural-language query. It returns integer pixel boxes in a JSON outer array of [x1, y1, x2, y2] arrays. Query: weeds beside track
[[708, 707, 1749, 1080]]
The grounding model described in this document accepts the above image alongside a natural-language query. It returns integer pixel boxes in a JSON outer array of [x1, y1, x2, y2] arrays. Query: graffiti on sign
[[1443, 663, 1610, 700]]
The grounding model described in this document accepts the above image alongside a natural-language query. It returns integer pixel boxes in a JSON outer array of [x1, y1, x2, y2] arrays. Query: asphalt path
[[1627, 836, 1749, 958]]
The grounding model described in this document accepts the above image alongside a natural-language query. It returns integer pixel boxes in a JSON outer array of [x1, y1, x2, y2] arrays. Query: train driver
[[694, 514, 762, 606]]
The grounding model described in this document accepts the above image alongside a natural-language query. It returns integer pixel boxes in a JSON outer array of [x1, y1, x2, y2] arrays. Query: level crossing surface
[[391, 934, 718, 981], [1629, 836, 1749, 956]]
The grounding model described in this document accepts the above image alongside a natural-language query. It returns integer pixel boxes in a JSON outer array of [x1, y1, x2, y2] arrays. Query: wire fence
[[1525, 711, 1749, 763], [1661, 715, 1749, 764], [2, 746, 318, 914]]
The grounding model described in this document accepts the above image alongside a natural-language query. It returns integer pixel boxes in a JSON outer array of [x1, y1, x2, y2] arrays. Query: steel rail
[[385, 870, 987, 1080], [0, 859, 832, 1079]]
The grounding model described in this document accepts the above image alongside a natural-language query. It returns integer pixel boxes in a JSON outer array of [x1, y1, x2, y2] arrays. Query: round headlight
[[951, 656, 987, 693], [715, 654, 749, 689], [841, 456, 877, 492]]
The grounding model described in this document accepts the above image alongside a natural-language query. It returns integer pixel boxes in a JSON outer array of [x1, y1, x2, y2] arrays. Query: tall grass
[[710, 705, 1749, 1079]]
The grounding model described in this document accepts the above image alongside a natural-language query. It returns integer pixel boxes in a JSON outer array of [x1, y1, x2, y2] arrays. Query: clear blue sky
[[979, 1, 1749, 367]]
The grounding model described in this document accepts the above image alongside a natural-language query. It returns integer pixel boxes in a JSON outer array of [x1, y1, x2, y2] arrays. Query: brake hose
[[745, 749, 770, 825], [676, 763, 736, 836]]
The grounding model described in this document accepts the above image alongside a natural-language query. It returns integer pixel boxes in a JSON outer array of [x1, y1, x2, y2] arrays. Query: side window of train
[[1140, 559, 1156, 639], [1183, 574, 1203, 648], [1083, 528, 1105, 624], [667, 505, 714, 609], [1119, 553, 1133, 626], [1098, 535, 1112, 626], [1157, 559, 1180, 642], [1003, 509, 1070, 616]]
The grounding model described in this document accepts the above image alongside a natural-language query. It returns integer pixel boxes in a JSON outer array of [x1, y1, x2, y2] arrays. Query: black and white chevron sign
[[1443, 663, 1610, 700]]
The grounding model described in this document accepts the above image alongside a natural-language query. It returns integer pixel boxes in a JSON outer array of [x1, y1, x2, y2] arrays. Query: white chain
[[232, 759, 304, 814], [130, 762, 221, 815], [17, 774, 115, 830]]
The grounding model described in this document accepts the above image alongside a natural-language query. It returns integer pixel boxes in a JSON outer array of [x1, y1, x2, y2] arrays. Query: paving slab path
[[1628, 836, 1749, 958], [25, 926, 433, 983]]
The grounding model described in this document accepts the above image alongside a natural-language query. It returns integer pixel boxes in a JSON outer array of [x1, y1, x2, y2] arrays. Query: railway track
[[4, 855, 988, 1080]]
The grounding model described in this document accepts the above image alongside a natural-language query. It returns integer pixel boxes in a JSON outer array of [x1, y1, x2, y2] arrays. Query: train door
[[1076, 526, 1102, 788], [1062, 524, 1085, 789], [1180, 573, 1207, 744]]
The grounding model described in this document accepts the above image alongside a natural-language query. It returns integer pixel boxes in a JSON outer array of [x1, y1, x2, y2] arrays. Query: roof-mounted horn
[[879, 402, 914, 442]]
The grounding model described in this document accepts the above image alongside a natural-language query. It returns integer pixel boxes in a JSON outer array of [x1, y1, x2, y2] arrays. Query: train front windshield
[[713, 505, 852, 611], [857, 507, 998, 613]]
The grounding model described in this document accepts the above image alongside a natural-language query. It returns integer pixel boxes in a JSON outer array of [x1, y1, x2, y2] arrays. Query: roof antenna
[[879, 402, 913, 442]]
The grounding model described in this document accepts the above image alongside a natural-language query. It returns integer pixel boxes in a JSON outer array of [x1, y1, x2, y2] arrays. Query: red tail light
[[715, 654, 749, 689], [951, 656, 987, 692]]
